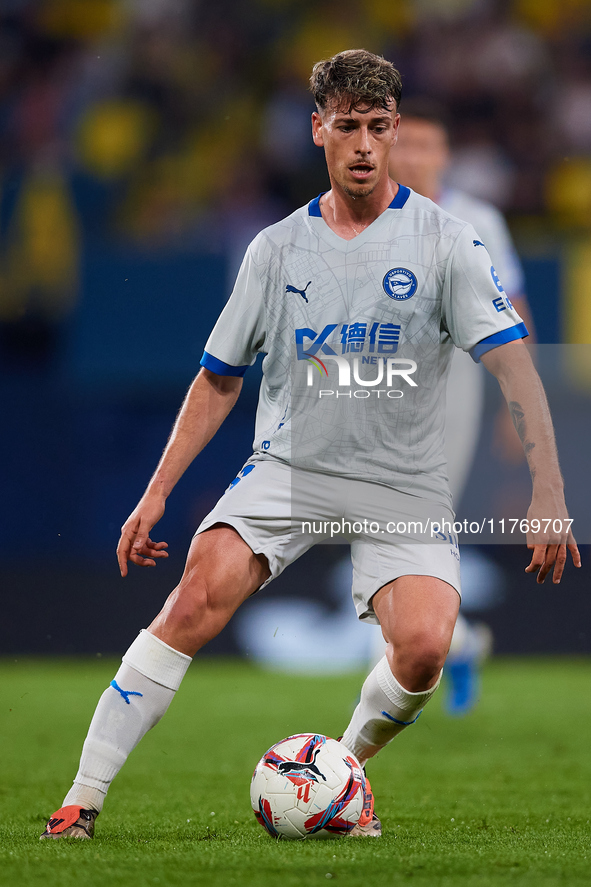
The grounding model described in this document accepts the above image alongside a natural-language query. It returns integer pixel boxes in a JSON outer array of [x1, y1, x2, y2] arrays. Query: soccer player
[[41, 50, 579, 841], [388, 99, 536, 714]]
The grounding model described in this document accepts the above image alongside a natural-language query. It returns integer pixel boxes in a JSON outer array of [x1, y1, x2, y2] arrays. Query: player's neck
[[320, 178, 399, 241]]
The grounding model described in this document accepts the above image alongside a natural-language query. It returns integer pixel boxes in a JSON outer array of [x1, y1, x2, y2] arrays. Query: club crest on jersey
[[382, 268, 418, 301]]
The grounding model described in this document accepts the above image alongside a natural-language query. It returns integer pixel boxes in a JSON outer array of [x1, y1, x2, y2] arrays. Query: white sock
[[340, 656, 442, 766], [62, 630, 191, 813]]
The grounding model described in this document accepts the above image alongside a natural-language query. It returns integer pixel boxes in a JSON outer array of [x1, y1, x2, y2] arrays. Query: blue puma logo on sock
[[110, 679, 143, 704], [381, 709, 422, 726]]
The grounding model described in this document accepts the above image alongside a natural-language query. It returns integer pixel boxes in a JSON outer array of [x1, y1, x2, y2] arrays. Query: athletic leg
[[43, 525, 269, 835], [147, 523, 271, 655], [341, 576, 459, 766]]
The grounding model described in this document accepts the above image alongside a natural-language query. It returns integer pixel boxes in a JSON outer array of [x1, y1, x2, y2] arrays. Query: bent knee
[[393, 632, 448, 691], [152, 579, 238, 655], [161, 577, 228, 629]]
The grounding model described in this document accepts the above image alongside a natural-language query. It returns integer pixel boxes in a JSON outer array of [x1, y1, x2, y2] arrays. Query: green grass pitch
[[1, 657, 590, 887]]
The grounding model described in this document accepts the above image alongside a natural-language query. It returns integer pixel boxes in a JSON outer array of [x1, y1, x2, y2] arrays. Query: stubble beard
[[342, 181, 376, 200]]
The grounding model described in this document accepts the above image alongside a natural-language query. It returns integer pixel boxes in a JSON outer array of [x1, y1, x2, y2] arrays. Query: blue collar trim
[[308, 194, 323, 216], [389, 184, 411, 208], [308, 184, 410, 217]]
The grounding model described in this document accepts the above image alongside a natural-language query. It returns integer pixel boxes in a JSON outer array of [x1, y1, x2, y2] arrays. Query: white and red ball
[[250, 733, 368, 839]]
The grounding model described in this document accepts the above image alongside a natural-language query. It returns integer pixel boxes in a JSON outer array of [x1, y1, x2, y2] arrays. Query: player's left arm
[[480, 338, 581, 584], [492, 294, 536, 463]]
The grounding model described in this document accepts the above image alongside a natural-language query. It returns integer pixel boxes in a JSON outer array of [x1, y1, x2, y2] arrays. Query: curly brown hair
[[310, 49, 402, 114]]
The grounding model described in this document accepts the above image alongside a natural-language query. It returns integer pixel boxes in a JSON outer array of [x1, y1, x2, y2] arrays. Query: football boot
[[40, 805, 97, 840], [349, 775, 382, 837]]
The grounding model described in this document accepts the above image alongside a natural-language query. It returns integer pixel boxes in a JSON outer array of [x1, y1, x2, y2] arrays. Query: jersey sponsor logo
[[286, 281, 312, 303], [490, 266, 514, 312], [296, 322, 400, 360], [473, 239, 485, 247], [382, 267, 418, 300], [296, 325, 338, 359], [490, 265, 505, 293], [295, 321, 416, 399], [492, 295, 514, 312], [341, 322, 400, 354]]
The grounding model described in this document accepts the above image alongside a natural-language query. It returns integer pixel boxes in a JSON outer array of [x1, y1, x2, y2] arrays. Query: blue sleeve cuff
[[200, 351, 249, 377], [470, 322, 529, 362]]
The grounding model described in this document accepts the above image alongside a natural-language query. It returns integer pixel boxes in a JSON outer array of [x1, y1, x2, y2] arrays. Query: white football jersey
[[439, 187, 525, 299], [201, 186, 527, 506]]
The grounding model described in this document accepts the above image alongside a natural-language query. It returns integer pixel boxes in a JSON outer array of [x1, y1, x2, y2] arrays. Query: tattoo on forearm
[[508, 400, 536, 465], [509, 401, 525, 440]]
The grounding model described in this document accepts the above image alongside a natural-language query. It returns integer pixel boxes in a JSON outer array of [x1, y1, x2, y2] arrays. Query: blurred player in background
[[389, 98, 536, 714], [40, 50, 577, 843]]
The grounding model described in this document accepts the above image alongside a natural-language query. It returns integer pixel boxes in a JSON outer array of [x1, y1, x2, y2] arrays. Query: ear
[[312, 111, 324, 147], [391, 113, 401, 147]]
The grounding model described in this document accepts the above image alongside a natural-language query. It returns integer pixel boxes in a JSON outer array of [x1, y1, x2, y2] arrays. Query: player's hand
[[524, 492, 581, 584], [117, 494, 169, 577], [525, 540, 580, 585]]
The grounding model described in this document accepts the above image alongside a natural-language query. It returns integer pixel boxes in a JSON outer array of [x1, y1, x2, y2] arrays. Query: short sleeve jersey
[[439, 187, 525, 300], [201, 186, 527, 506]]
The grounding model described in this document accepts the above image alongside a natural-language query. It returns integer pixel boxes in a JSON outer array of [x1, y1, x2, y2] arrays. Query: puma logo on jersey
[[286, 281, 312, 303], [473, 240, 485, 247]]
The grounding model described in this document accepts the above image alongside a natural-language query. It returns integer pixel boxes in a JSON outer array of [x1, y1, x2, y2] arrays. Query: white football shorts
[[195, 458, 461, 625]]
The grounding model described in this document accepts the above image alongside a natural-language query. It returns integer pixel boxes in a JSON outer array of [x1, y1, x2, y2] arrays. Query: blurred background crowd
[[2, 0, 591, 349], [1, 0, 590, 657]]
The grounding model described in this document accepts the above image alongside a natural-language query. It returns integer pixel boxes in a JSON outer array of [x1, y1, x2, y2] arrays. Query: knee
[[160, 574, 220, 639], [392, 630, 448, 692], [166, 582, 208, 627], [149, 559, 244, 656]]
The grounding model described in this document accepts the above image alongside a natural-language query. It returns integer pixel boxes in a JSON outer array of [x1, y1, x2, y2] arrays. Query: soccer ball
[[250, 733, 369, 839]]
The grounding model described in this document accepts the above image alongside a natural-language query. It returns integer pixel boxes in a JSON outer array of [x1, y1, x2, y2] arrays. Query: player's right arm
[[119, 238, 267, 576], [117, 368, 242, 576]]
